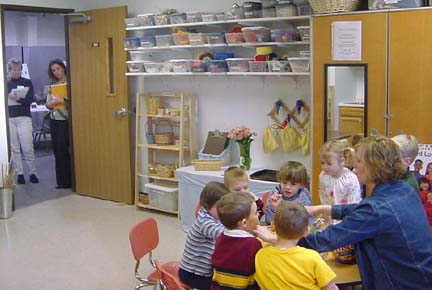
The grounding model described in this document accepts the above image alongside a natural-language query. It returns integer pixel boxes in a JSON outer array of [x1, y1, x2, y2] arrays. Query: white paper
[[332, 21, 362, 61], [8, 87, 29, 106]]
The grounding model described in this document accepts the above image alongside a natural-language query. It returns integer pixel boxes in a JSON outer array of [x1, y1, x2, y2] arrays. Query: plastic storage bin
[[202, 13, 217, 22], [207, 60, 228, 73], [129, 51, 146, 61], [225, 33, 245, 44], [226, 58, 252, 72], [155, 35, 174, 47], [127, 61, 147, 73], [169, 60, 193, 72], [144, 62, 172, 73], [139, 36, 156, 47], [125, 18, 140, 28], [207, 33, 226, 45], [172, 33, 190, 45], [261, 0, 277, 8], [297, 3, 313, 15], [145, 182, 178, 212], [215, 12, 226, 21], [288, 57, 310, 72], [243, 1, 262, 10], [137, 14, 155, 26], [242, 27, 271, 43], [123, 37, 141, 49], [214, 52, 234, 60], [299, 50, 310, 57], [226, 7, 244, 19], [276, 1, 298, 16], [297, 26, 310, 41], [268, 60, 291, 72], [189, 33, 207, 45], [169, 13, 187, 24], [262, 8, 277, 17], [154, 15, 170, 26], [244, 10, 262, 18], [249, 61, 268, 72], [191, 60, 207, 72], [198, 145, 231, 166], [186, 11, 203, 22], [271, 29, 297, 42]]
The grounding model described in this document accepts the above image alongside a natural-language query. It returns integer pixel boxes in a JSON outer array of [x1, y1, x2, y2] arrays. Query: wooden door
[[312, 13, 387, 204], [69, 6, 133, 203], [388, 9, 432, 143]]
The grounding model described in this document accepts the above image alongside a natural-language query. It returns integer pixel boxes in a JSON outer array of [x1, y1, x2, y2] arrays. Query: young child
[[413, 159, 424, 183], [255, 202, 338, 290], [419, 177, 432, 228], [424, 162, 432, 188], [224, 166, 264, 219], [391, 134, 420, 194], [319, 140, 361, 206], [265, 161, 312, 225], [211, 192, 262, 290], [179, 182, 230, 290]]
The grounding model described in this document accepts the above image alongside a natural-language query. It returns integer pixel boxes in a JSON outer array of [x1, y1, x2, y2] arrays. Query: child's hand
[[270, 189, 282, 208], [252, 225, 277, 245]]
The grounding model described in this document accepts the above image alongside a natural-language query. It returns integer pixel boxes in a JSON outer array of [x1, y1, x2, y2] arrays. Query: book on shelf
[[50, 83, 68, 110]]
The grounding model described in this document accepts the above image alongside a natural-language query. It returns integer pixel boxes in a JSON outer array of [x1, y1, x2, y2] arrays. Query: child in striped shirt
[[179, 182, 230, 290]]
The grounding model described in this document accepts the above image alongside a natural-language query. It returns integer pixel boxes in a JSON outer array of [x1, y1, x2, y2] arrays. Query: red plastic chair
[[194, 203, 200, 217], [155, 259, 184, 290], [129, 218, 184, 290], [261, 191, 270, 216]]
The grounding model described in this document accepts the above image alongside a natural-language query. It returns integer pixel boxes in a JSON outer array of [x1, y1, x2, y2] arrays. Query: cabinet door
[[339, 116, 364, 135], [389, 10, 432, 143]]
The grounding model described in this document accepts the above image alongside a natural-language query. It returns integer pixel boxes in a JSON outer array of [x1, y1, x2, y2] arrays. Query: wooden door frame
[[1, 5, 75, 189]]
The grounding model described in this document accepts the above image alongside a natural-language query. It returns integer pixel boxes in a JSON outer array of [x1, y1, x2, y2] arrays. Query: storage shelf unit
[[127, 72, 310, 76]]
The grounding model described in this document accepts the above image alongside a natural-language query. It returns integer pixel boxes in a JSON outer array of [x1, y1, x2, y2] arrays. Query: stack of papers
[[8, 87, 29, 106]]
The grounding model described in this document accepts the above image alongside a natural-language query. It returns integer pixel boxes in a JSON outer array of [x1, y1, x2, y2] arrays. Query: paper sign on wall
[[410, 144, 432, 174], [332, 21, 362, 61]]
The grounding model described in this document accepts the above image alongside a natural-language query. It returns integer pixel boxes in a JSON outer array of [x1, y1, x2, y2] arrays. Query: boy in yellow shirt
[[255, 202, 338, 290]]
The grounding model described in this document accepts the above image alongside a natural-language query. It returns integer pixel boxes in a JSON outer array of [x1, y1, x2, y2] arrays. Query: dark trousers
[[50, 119, 72, 188], [178, 268, 211, 290]]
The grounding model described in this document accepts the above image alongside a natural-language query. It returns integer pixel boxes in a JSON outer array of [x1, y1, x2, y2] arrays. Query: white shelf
[[127, 72, 310, 77], [138, 173, 178, 182], [126, 16, 311, 31], [136, 201, 178, 215]]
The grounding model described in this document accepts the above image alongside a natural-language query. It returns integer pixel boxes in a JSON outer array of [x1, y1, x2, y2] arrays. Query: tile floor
[[0, 147, 186, 290]]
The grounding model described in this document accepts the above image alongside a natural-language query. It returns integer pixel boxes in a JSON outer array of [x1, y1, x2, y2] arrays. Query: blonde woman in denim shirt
[[299, 137, 432, 290]]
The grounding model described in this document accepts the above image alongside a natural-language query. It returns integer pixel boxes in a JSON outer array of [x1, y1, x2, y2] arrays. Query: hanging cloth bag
[[280, 125, 301, 152], [262, 126, 279, 153], [300, 123, 310, 156]]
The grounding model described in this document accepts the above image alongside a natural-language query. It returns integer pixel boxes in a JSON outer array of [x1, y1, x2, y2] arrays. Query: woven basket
[[146, 97, 163, 115], [308, 0, 360, 13], [156, 163, 176, 178], [192, 159, 222, 171], [154, 120, 174, 145]]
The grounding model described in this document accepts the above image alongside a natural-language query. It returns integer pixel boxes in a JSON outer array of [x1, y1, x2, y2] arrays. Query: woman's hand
[[8, 92, 19, 101], [47, 95, 64, 108], [253, 225, 277, 245], [304, 205, 332, 217]]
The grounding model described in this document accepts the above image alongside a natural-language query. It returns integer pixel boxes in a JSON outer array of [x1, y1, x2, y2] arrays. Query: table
[[30, 103, 50, 142], [177, 166, 278, 232], [324, 252, 361, 287]]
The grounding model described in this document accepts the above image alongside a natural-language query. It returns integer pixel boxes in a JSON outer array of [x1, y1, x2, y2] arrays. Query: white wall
[[0, 12, 7, 186]]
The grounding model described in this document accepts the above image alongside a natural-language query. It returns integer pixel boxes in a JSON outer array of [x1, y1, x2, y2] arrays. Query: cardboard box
[[369, 0, 425, 9]]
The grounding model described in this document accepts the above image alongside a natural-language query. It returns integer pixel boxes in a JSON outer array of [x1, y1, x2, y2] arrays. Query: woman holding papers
[[46, 59, 71, 189], [7, 58, 39, 184]]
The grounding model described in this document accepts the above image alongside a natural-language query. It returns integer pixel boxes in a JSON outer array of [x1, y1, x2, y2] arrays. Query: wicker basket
[[308, 0, 360, 13], [154, 120, 174, 145], [156, 163, 177, 178], [192, 159, 223, 171], [146, 97, 163, 115]]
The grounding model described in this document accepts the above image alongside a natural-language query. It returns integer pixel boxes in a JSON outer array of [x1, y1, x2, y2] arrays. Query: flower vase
[[238, 142, 251, 170]]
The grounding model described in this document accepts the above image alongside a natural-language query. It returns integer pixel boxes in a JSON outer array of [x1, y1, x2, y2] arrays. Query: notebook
[[8, 87, 29, 106], [50, 83, 68, 110]]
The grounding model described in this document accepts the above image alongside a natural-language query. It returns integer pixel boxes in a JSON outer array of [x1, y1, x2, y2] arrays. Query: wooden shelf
[[137, 173, 178, 182], [138, 144, 190, 151], [127, 72, 310, 77], [136, 201, 178, 215]]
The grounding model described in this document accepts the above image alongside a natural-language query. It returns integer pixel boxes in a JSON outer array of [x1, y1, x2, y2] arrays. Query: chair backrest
[[154, 259, 183, 290], [261, 191, 270, 216], [194, 203, 200, 217], [129, 218, 159, 261]]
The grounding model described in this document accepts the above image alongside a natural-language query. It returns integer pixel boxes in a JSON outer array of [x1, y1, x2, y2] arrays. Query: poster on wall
[[332, 21, 362, 61], [409, 144, 432, 175]]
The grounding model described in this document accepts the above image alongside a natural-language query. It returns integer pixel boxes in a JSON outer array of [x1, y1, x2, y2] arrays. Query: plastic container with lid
[[215, 12, 226, 21], [244, 10, 263, 19], [249, 61, 268, 72], [226, 58, 253, 72], [226, 7, 244, 20], [214, 52, 235, 60], [271, 29, 297, 42], [172, 33, 190, 45], [243, 1, 262, 10], [191, 60, 207, 72], [154, 15, 170, 26], [127, 61, 148, 73], [189, 33, 207, 45], [139, 36, 156, 47], [186, 11, 203, 23], [267, 60, 291, 72], [242, 27, 271, 43], [155, 35, 175, 47], [225, 33, 245, 44], [123, 37, 141, 49], [124, 18, 140, 28], [297, 26, 310, 41], [207, 60, 228, 73], [288, 57, 310, 72], [276, 1, 298, 17], [262, 8, 277, 18], [202, 13, 217, 22], [129, 51, 146, 61], [137, 14, 155, 26], [144, 62, 172, 73], [145, 182, 178, 212], [169, 13, 187, 24], [261, 0, 277, 9], [207, 33, 226, 45], [169, 59, 193, 72]]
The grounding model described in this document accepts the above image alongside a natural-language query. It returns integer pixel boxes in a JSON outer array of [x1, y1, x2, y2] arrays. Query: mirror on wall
[[324, 64, 367, 144]]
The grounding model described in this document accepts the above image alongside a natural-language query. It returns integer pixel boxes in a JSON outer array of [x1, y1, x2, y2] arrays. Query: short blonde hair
[[319, 140, 352, 163], [277, 161, 308, 186], [8, 58, 22, 70], [355, 136, 404, 185], [224, 166, 248, 188], [217, 192, 254, 230], [391, 134, 419, 160], [274, 202, 309, 240]]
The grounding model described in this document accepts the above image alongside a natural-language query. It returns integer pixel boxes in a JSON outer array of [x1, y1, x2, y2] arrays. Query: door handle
[[114, 107, 128, 117]]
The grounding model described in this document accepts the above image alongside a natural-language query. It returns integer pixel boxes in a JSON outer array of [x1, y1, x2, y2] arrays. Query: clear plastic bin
[[137, 14, 155, 26], [139, 36, 156, 47], [202, 13, 217, 22], [127, 61, 147, 73], [207, 60, 228, 73], [262, 8, 277, 17], [288, 57, 310, 72], [299, 50, 310, 57], [144, 62, 172, 73], [123, 37, 141, 49], [297, 26, 310, 41], [191, 60, 207, 72], [297, 3, 313, 15], [129, 51, 146, 61], [124, 18, 140, 28], [242, 27, 271, 43], [216, 12, 226, 21], [154, 15, 170, 26], [225, 33, 245, 44], [186, 11, 203, 22], [267, 60, 291, 72], [276, 1, 298, 17], [155, 35, 174, 47], [145, 182, 178, 212], [249, 61, 268, 72], [207, 33, 226, 45], [169, 13, 187, 24], [244, 10, 262, 19], [172, 33, 190, 45], [226, 8, 244, 20], [226, 58, 252, 72], [169, 60, 193, 72], [189, 33, 207, 45], [261, 0, 277, 8], [243, 2, 262, 10], [271, 29, 297, 42]]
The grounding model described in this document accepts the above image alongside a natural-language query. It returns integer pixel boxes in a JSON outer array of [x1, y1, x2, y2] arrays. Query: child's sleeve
[[265, 189, 276, 225], [256, 198, 264, 220], [319, 172, 332, 205], [314, 254, 337, 288], [201, 218, 224, 239]]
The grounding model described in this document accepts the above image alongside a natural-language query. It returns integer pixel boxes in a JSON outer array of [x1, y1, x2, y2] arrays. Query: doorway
[[2, 5, 73, 208]]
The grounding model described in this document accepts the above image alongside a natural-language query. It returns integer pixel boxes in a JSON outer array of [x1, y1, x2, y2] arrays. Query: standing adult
[[299, 136, 432, 289], [46, 59, 71, 189], [7, 58, 39, 184]]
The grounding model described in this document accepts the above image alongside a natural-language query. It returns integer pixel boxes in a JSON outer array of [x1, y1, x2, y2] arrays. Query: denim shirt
[[298, 180, 432, 290]]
